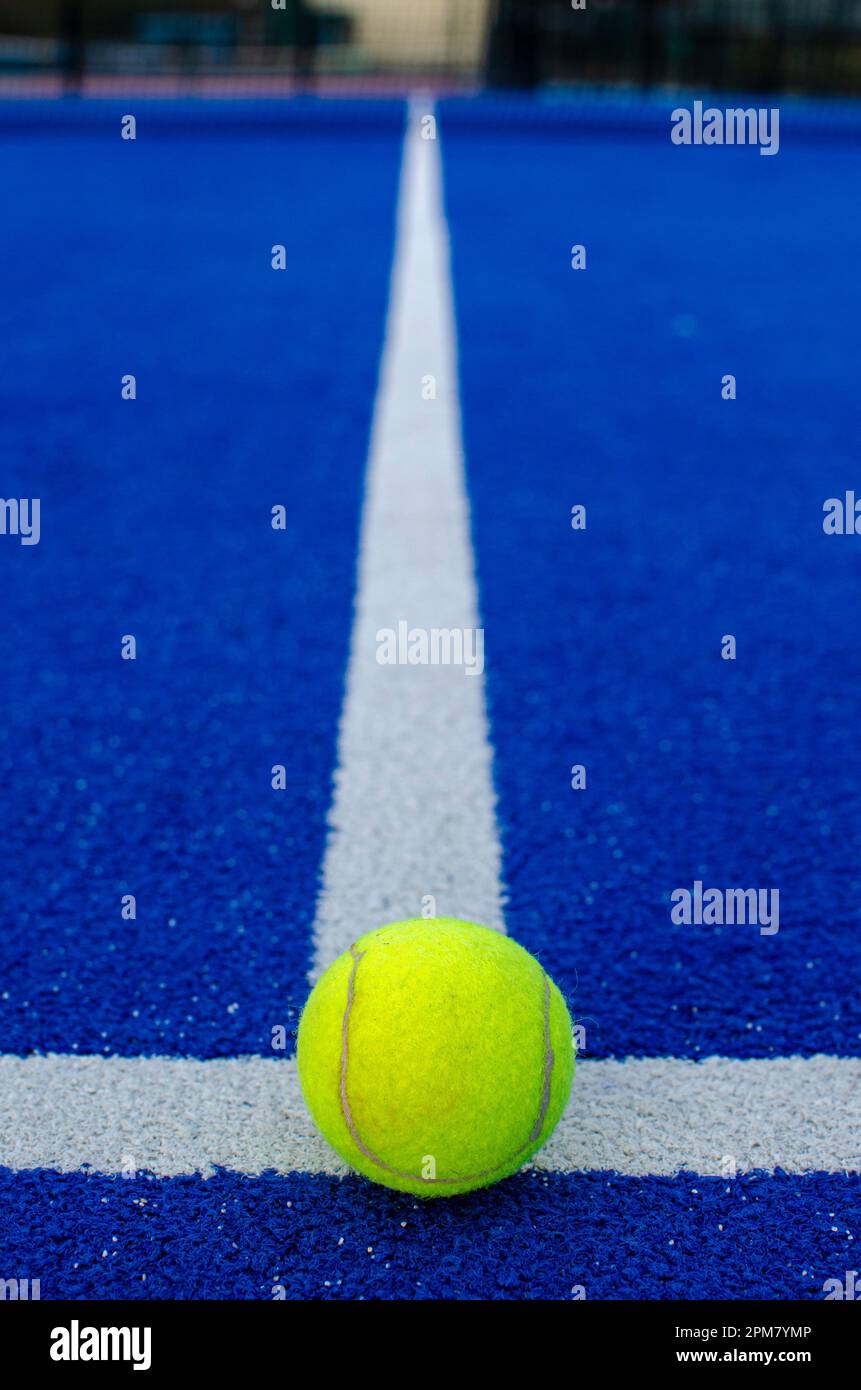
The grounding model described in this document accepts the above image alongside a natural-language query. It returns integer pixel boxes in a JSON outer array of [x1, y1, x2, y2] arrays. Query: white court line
[[309, 101, 504, 979], [1, 1054, 859, 1178]]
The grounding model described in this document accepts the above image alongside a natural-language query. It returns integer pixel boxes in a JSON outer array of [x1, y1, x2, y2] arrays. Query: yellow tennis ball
[[297, 918, 575, 1197]]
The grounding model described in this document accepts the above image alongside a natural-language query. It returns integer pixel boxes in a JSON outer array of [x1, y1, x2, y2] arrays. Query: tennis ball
[[297, 917, 575, 1197]]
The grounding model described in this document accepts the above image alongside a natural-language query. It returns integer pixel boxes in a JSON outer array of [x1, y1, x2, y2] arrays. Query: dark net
[[0, 1, 858, 96]]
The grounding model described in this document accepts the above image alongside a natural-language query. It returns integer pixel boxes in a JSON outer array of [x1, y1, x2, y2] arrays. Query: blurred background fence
[[0, 0, 859, 95]]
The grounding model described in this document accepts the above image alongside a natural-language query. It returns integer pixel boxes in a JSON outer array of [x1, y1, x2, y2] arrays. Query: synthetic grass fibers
[[297, 918, 575, 1197]]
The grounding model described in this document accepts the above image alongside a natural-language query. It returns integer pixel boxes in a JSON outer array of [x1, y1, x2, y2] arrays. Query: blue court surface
[[1, 96, 859, 1301]]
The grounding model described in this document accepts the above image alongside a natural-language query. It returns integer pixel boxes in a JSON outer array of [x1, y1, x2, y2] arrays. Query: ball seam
[[338, 941, 556, 1186]]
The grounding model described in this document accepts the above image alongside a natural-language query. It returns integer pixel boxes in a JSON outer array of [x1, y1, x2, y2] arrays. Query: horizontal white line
[[2, 1054, 858, 1179]]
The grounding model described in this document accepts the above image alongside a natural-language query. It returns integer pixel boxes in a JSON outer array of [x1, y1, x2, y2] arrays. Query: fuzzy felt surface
[[297, 920, 575, 1196]]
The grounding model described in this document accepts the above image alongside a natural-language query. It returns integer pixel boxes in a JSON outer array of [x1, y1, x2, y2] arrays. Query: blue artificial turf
[[1, 96, 858, 1303], [439, 96, 861, 1059], [1, 1165, 858, 1300], [0, 102, 402, 1056]]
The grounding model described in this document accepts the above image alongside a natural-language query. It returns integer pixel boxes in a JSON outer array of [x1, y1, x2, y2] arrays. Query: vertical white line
[[310, 101, 505, 980]]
